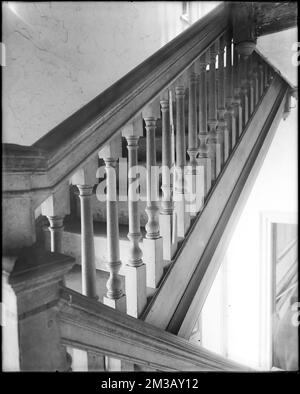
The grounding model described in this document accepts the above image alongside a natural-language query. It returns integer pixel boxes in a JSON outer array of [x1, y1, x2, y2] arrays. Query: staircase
[[2, 3, 293, 371]]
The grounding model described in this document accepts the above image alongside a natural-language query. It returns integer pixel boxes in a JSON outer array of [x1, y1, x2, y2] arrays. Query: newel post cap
[[10, 246, 75, 290]]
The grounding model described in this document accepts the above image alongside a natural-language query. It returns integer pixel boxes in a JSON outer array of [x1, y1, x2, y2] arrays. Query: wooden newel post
[[10, 246, 75, 371], [121, 116, 147, 317], [142, 100, 163, 288], [99, 137, 126, 311]]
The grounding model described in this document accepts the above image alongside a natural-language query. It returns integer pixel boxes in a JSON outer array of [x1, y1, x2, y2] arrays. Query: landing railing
[[9, 248, 251, 371], [3, 2, 292, 371]]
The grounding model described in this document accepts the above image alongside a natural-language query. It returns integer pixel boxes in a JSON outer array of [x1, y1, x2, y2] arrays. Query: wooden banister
[[141, 74, 290, 332], [3, 3, 297, 372], [58, 286, 250, 371], [3, 3, 229, 199]]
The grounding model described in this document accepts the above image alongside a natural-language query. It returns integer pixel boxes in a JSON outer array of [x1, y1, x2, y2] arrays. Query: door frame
[[259, 210, 297, 370]]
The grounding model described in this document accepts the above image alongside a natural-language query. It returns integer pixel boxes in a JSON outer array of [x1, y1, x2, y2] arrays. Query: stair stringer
[[140, 75, 289, 332]]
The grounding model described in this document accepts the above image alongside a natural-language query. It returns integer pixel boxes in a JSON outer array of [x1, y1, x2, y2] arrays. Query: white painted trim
[[259, 211, 297, 370]]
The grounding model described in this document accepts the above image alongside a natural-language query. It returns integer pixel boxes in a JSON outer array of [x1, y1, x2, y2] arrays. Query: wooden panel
[[141, 76, 288, 332], [58, 286, 250, 371]]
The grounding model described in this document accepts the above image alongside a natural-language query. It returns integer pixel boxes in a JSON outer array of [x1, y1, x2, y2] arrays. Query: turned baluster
[[144, 117, 160, 239], [77, 185, 98, 299], [122, 116, 147, 317], [188, 65, 198, 168], [247, 53, 255, 117], [142, 102, 163, 288], [207, 43, 221, 182], [174, 81, 190, 237], [225, 35, 235, 154], [197, 52, 211, 198], [187, 64, 200, 216], [232, 46, 243, 139], [258, 60, 264, 97], [126, 135, 143, 267], [252, 56, 260, 105], [240, 55, 249, 128], [71, 161, 98, 299], [217, 34, 228, 167], [99, 138, 126, 311], [159, 93, 177, 261], [41, 183, 71, 254], [264, 61, 269, 88], [48, 216, 64, 252]]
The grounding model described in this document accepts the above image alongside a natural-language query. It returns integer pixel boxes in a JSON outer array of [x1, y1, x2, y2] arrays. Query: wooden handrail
[[58, 286, 251, 371], [3, 3, 229, 199]]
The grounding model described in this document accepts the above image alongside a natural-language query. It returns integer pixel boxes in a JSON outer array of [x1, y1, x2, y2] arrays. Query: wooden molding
[[58, 286, 251, 371]]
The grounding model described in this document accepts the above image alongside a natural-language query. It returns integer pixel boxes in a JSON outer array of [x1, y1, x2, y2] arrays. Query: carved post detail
[[197, 52, 211, 197], [159, 94, 177, 261], [122, 117, 147, 317], [207, 43, 221, 181], [142, 101, 163, 288], [174, 82, 191, 237], [99, 137, 126, 311]]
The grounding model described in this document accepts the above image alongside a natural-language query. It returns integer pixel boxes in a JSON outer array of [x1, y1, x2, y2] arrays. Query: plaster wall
[[2, 1, 219, 146]]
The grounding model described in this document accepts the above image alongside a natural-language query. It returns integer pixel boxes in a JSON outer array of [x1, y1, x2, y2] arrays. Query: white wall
[[2, 1, 220, 146], [200, 101, 298, 369], [257, 28, 298, 87]]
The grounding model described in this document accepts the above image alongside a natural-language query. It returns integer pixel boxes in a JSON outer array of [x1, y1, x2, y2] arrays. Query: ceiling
[[253, 2, 297, 36]]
